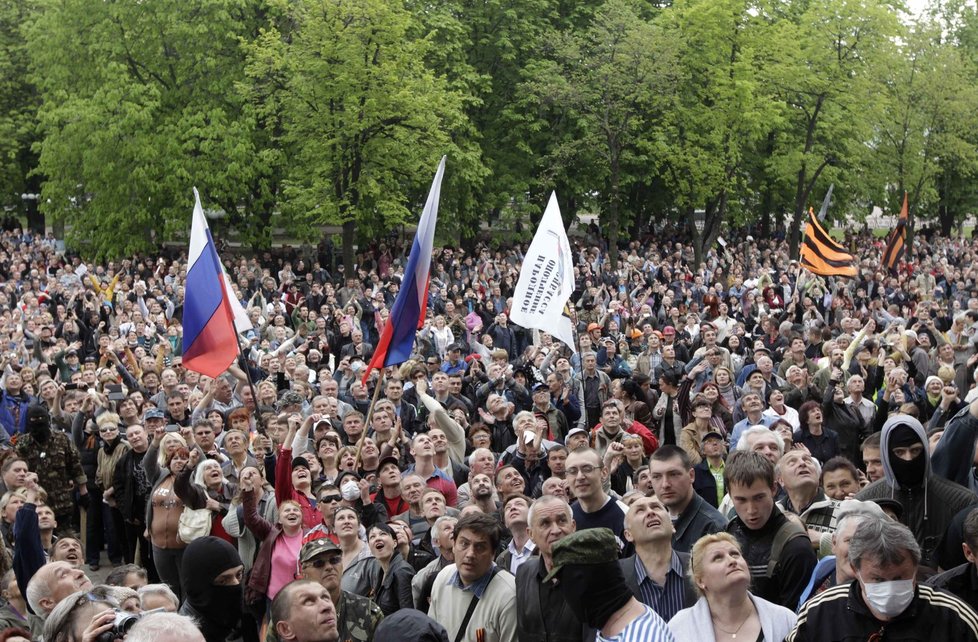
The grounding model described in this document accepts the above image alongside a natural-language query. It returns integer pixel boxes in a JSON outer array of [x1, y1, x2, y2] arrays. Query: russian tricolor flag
[[363, 156, 446, 383], [182, 188, 250, 377]]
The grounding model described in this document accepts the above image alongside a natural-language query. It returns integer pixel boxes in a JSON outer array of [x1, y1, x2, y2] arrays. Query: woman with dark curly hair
[[794, 401, 840, 464]]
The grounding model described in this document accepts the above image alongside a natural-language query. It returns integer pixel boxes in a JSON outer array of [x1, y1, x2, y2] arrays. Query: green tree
[[244, 0, 484, 271], [27, 0, 263, 258], [865, 19, 978, 241], [0, 0, 40, 225], [655, 0, 777, 266], [757, 0, 903, 256], [521, 0, 680, 268]]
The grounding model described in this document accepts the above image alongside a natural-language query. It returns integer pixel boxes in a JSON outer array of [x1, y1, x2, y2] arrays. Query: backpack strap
[[767, 519, 809, 577]]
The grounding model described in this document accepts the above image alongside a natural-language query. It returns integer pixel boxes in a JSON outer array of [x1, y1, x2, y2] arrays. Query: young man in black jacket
[[725, 450, 816, 610]]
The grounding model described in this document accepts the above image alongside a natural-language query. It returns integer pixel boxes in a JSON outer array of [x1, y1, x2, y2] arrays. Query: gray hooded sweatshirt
[[856, 414, 977, 568]]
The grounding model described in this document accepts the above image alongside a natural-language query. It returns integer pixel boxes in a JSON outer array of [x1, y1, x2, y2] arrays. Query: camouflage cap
[[299, 537, 341, 564], [277, 390, 305, 410], [542, 527, 618, 583]]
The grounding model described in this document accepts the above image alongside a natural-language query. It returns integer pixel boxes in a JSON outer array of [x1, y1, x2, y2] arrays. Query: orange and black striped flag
[[800, 207, 857, 278], [882, 193, 909, 273]]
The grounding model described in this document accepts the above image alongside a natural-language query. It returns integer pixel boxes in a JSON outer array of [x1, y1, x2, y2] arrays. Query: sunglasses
[[319, 495, 342, 504], [306, 555, 343, 569]]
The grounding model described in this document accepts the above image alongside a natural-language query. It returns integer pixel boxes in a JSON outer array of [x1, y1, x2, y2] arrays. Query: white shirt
[[506, 538, 536, 575]]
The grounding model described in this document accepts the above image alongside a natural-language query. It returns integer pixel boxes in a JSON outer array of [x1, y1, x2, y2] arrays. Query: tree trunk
[[342, 221, 355, 274], [789, 164, 807, 259], [607, 155, 621, 271]]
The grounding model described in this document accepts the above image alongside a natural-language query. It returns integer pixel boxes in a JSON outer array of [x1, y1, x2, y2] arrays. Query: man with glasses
[[298, 539, 384, 642], [565, 448, 630, 555]]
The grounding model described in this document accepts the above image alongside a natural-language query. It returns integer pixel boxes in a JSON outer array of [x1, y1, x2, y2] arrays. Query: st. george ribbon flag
[[362, 156, 446, 383], [182, 188, 252, 377], [510, 192, 577, 352]]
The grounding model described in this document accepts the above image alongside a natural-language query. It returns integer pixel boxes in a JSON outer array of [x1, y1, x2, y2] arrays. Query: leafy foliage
[[2, 0, 977, 260]]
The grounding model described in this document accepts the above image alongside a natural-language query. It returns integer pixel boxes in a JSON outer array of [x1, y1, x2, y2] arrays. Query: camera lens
[[117, 612, 141, 633]]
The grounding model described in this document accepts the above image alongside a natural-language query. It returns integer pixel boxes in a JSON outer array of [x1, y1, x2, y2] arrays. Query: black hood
[[374, 610, 449, 642]]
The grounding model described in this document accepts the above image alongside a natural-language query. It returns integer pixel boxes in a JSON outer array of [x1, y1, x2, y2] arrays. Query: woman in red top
[[277, 415, 324, 530]]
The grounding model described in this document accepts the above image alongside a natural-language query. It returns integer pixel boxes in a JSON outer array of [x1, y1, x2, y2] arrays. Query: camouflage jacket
[[337, 590, 384, 642], [15, 431, 86, 516]]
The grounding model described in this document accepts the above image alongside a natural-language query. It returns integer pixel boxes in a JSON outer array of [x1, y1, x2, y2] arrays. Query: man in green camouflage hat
[[546, 528, 676, 642], [283, 537, 384, 642]]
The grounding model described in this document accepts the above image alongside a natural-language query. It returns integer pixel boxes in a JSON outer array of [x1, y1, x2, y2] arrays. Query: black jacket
[[673, 492, 727, 553], [371, 553, 415, 616], [112, 447, 150, 521], [692, 460, 721, 508], [856, 474, 977, 569], [515, 557, 593, 642], [925, 562, 978, 613], [821, 385, 869, 463], [726, 509, 816, 610]]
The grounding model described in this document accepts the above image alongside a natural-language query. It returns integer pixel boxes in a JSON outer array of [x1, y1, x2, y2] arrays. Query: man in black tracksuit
[[788, 517, 978, 641]]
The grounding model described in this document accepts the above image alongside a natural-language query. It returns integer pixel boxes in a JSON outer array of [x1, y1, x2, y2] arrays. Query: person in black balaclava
[[857, 414, 978, 569], [15, 403, 89, 535], [545, 528, 673, 641], [26, 404, 51, 444], [374, 609, 449, 642], [179, 536, 244, 642]]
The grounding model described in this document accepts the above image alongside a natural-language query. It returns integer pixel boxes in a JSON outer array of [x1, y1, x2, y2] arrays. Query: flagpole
[[233, 332, 267, 436], [354, 370, 386, 468]]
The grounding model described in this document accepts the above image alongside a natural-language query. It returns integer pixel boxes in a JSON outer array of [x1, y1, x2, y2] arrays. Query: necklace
[[712, 607, 753, 639]]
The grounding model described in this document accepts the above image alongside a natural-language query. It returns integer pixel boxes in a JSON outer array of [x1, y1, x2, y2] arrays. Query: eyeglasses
[[319, 495, 342, 504], [566, 465, 599, 477], [98, 426, 119, 433], [305, 555, 342, 569]]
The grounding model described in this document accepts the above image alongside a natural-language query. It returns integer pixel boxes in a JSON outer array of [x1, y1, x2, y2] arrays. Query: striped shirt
[[633, 552, 686, 621], [597, 604, 676, 642]]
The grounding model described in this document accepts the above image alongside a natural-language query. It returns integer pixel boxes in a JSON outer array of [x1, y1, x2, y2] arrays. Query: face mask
[[860, 575, 914, 618], [341, 480, 360, 501]]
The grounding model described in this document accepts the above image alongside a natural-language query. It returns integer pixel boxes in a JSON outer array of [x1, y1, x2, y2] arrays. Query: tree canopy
[[1, 0, 977, 262]]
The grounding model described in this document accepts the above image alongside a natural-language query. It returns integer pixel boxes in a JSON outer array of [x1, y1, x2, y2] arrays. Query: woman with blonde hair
[[144, 431, 201, 601], [669, 533, 796, 641], [174, 452, 237, 544]]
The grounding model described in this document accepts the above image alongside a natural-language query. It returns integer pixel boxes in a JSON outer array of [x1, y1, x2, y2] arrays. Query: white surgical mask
[[341, 480, 360, 501], [860, 575, 914, 618]]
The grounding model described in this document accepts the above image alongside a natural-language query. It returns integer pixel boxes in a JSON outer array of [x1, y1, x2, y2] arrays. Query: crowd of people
[[0, 221, 977, 641]]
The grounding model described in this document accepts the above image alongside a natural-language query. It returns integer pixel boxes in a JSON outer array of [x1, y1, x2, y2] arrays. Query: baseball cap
[[565, 427, 588, 441], [587, 323, 601, 332], [377, 456, 400, 472], [543, 527, 619, 582], [663, 326, 676, 335], [291, 456, 310, 471], [703, 431, 725, 442], [143, 408, 166, 421], [335, 470, 360, 488], [298, 537, 341, 565], [532, 382, 549, 394]]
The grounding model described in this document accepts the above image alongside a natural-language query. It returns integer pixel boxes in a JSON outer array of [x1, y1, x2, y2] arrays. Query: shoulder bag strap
[[454, 567, 500, 642]]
